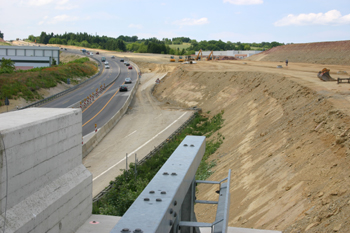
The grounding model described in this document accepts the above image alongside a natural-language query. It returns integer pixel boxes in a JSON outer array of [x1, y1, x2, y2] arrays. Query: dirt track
[[152, 55, 350, 232]]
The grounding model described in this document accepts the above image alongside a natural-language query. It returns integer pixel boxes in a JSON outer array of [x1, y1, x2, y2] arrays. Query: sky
[[1, 0, 350, 44]]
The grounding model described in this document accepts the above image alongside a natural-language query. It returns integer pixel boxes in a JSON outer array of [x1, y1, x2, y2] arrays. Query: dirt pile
[[153, 64, 350, 232], [248, 41, 350, 65]]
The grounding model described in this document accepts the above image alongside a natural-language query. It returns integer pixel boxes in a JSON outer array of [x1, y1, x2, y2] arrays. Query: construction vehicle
[[206, 50, 214, 61], [317, 68, 336, 81], [178, 56, 184, 62], [170, 56, 175, 62], [195, 49, 203, 61]]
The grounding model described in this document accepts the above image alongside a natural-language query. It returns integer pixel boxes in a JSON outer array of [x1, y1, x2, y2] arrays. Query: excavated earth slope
[[247, 40, 350, 66], [153, 54, 350, 232]]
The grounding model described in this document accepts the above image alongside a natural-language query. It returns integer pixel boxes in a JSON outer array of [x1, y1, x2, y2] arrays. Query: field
[[168, 42, 191, 51]]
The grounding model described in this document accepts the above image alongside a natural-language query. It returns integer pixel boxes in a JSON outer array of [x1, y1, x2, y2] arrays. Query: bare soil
[[151, 43, 350, 233]]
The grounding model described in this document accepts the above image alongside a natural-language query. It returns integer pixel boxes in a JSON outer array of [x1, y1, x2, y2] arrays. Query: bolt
[[184, 144, 188, 147], [174, 212, 177, 217], [144, 198, 150, 201], [133, 229, 143, 233], [161, 191, 166, 194], [190, 144, 194, 147], [169, 220, 173, 226], [174, 200, 177, 206], [121, 228, 130, 232], [170, 208, 173, 214], [163, 172, 169, 175], [156, 198, 162, 202], [149, 190, 155, 194], [171, 172, 177, 176]]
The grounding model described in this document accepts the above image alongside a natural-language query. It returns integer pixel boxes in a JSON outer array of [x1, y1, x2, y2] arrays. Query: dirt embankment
[[153, 64, 350, 232], [248, 41, 350, 66]]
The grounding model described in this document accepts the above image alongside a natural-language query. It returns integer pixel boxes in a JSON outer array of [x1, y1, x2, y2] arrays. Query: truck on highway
[[101, 57, 106, 62]]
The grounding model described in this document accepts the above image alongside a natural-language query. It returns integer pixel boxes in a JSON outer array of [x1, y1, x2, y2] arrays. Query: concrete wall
[[0, 45, 60, 66], [0, 108, 92, 233], [196, 50, 262, 57]]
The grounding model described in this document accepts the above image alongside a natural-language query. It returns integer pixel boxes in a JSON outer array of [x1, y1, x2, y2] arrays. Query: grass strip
[[93, 111, 225, 216], [0, 57, 97, 106]]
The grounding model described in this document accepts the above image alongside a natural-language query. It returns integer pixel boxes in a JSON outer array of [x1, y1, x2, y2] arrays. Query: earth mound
[[248, 40, 350, 65]]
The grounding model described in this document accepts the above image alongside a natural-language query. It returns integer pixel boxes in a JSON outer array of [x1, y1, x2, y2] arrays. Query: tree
[[0, 58, 15, 73]]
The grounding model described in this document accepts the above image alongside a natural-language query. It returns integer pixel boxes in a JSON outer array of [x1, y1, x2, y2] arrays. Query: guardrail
[[19, 53, 104, 110]]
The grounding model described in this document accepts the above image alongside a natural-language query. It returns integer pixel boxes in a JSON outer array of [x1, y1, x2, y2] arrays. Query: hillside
[[152, 50, 350, 232], [247, 40, 350, 65]]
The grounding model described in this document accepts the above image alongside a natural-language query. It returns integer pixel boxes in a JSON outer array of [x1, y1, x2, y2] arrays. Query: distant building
[[195, 50, 262, 59], [0, 45, 60, 69]]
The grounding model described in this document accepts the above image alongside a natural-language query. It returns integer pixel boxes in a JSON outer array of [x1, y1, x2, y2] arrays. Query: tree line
[[27, 32, 284, 55]]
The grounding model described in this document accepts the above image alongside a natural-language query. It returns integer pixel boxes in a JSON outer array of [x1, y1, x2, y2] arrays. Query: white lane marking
[[125, 130, 137, 138], [93, 112, 188, 181], [155, 114, 162, 119]]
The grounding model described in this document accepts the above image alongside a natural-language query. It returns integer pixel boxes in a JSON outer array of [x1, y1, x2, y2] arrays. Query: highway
[[41, 50, 138, 136]]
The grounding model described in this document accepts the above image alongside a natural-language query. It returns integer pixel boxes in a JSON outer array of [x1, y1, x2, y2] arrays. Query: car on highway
[[111, 56, 115, 59], [105, 61, 109, 65], [125, 62, 130, 66], [119, 85, 128, 92], [128, 66, 132, 70], [96, 51, 99, 54], [120, 59, 124, 62], [90, 52, 93, 55], [125, 78, 132, 84], [105, 65, 110, 69]]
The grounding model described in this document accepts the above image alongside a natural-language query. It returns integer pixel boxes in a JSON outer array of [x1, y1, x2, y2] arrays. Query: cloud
[[129, 24, 143, 29], [47, 15, 79, 24], [274, 10, 350, 26], [25, 0, 53, 6], [223, 0, 263, 5], [173, 17, 209, 26], [55, 0, 78, 10]]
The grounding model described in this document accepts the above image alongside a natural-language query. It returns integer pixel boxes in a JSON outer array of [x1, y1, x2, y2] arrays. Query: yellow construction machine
[[178, 56, 184, 62], [170, 56, 175, 62], [195, 49, 203, 61], [206, 50, 214, 61]]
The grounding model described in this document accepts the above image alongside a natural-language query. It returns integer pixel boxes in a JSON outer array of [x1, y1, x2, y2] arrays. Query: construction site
[[131, 40, 350, 233], [2, 39, 350, 233]]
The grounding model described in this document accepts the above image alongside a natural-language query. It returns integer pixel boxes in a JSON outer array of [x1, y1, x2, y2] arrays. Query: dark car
[[64, 48, 67, 50], [125, 78, 132, 84], [125, 62, 130, 66], [128, 66, 132, 70], [120, 59, 124, 62], [96, 51, 99, 54], [119, 85, 128, 92], [111, 56, 115, 59]]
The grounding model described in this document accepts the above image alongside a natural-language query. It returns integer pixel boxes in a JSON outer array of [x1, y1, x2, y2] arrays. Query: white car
[[105, 61, 109, 65], [105, 65, 110, 69], [90, 52, 93, 55]]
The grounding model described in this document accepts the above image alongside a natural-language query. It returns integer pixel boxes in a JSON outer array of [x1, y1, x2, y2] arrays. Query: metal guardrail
[[19, 53, 104, 110], [92, 110, 198, 203]]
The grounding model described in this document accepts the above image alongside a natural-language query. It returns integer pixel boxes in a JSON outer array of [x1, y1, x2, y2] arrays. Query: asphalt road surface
[[41, 50, 138, 136]]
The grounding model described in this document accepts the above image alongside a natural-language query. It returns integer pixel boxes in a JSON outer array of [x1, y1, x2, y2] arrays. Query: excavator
[[206, 50, 214, 61], [170, 56, 175, 62], [317, 68, 336, 81], [178, 56, 184, 62], [195, 49, 203, 61]]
